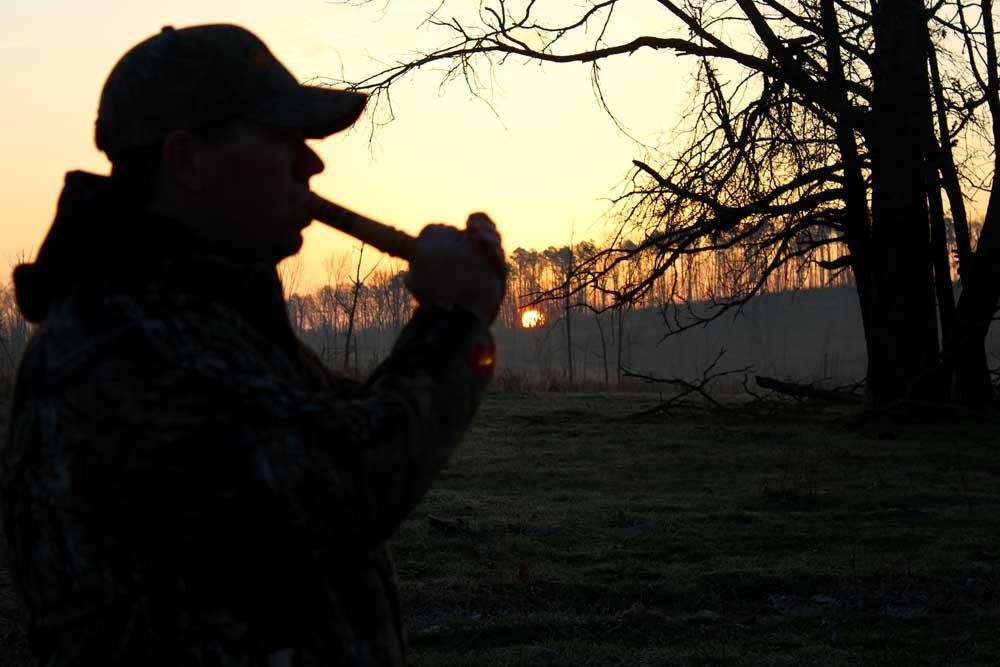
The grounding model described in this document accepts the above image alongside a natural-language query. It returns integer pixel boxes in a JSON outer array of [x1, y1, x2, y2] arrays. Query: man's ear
[[161, 129, 204, 192]]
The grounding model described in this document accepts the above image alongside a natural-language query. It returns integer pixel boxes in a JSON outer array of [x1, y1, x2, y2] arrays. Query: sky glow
[[1, 0, 684, 291]]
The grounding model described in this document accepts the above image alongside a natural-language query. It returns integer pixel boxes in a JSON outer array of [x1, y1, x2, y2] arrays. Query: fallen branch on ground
[[755, 375, 862, 404], [622, 348, 757, 418]]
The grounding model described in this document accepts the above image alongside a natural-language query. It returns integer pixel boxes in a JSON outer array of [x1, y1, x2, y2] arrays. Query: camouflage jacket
[[0, 174, 494, 666]]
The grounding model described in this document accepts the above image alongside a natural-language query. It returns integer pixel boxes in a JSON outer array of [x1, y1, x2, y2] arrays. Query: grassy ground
[[1, 393, 999, 665], [397, 393, 1000, 666]]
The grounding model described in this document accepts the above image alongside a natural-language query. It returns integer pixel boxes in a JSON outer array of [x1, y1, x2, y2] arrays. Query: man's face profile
[[160, 119, 326, 264]]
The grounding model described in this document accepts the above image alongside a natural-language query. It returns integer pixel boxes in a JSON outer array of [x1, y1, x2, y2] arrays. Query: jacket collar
[[15, 170, 297, 357]]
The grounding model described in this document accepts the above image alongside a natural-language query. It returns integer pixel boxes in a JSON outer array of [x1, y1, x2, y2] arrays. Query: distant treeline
[[0, 239, 898, 395], [280, 240, 864, 387], [283, 236, 858, 326]]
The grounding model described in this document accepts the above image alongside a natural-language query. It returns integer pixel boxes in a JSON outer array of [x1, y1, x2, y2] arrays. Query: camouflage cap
[[95, 24, 367, 160]]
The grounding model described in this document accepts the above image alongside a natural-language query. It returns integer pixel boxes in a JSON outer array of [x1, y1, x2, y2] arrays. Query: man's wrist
[[402, 304, 496, 378]]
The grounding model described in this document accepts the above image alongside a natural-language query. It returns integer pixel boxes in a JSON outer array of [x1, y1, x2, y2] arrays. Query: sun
[[521, 309, 545, 328]]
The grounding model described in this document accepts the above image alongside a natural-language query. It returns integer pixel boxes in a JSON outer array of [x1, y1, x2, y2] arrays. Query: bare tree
[[337, 0, 1000, 407], [338, 244, 388, 375], [0, 282, 30, 398], [320, 252, 353, 364], [542, 245, 575, 383]]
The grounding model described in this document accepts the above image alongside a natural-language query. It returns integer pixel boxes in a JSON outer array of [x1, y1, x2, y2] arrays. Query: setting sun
[[521, 309, 545, 328]]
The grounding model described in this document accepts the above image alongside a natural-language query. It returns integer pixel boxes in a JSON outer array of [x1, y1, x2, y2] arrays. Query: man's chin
[[270, 232, 304, 263]]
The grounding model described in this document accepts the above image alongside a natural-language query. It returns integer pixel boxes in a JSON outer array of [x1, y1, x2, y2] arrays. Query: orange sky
[[2, 0, 684, 291]]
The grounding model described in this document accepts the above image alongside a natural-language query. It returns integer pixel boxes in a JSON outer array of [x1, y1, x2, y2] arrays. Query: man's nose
[[295, 143, 325, 180]]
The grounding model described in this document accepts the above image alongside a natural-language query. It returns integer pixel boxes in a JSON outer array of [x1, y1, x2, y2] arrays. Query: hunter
[[1, 23, 505, 666]]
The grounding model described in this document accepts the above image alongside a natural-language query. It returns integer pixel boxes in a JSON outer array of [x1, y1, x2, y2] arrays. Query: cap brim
[[247, 86, 368, 138]]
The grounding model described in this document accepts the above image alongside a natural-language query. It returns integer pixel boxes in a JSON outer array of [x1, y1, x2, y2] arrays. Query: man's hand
[[405, 213, 507, 324]]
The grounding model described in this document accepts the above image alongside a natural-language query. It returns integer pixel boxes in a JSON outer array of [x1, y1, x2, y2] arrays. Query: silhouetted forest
[[4, 226, 999, 397], [280, 241, 865, 388], [277, 238, 1000, 392], [346, 0, 1000, 408]]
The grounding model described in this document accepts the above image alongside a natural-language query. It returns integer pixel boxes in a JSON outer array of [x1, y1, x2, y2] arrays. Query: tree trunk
[[950, 202, 1000, 405], [616, 302, 626, 387], [592, 309, 610, 387], [937, 2, 1000, 406], [343, 244, 366, 375], [565, 248, 574, 384], [928, 47, 974, 279], [866, 0, 940, 406], [926, 135, 956, 336], [820, 0, 876, 378]]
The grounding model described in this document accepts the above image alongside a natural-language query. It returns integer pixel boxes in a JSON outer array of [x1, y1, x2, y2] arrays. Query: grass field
[[2, 392, 999, 665], [398, 393, 1000, 666]]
